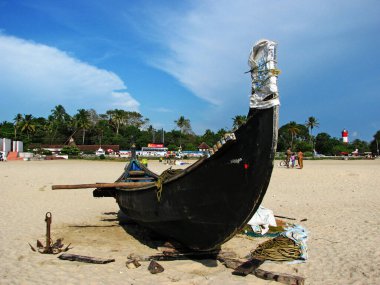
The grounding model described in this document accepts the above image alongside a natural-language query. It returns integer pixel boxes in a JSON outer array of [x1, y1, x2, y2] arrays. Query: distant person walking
[[297, 150, 304, 169]]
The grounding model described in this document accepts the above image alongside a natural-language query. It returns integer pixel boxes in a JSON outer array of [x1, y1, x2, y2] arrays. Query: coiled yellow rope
[[251, 236, 302, 262]]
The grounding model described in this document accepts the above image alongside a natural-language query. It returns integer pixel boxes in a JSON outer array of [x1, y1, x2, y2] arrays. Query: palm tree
[[305, 116, 319, 150], [95, 120, 108, 146], [287, 121, 300, 149], [13, 113, 23, 139], [74, 109, 91, 144], [147, 125, 156, 143], [232, 115, 247, 130], [51, 105, 68, 123], [174, 116, 191, 147], [20, 114, 36, 139], [107, 109, 125, 135], [50, 105, 69, 144]]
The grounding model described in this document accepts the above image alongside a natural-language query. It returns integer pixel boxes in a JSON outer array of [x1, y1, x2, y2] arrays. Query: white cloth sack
[[248, 206, 277, 235]]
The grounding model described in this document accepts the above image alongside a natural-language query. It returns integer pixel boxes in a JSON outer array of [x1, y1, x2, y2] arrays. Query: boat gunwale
[[112, 110, 266, 193]]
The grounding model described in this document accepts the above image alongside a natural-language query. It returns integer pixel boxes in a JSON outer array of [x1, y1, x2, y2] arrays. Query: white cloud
[[142, 0, 378, 105], [0, 34, 139, 115], [142, 1, 289, 106], [154, 107, 173, 113], [134, 0, 380, 139], [111, 91, 140, 110]]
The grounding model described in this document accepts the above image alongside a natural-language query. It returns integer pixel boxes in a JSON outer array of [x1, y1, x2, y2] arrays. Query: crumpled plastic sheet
[[281, 224, 309, 262], [248, 39, 280, 109]]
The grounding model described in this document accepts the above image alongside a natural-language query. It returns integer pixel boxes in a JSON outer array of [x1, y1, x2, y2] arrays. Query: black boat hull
[[113, 106, 278, 250]]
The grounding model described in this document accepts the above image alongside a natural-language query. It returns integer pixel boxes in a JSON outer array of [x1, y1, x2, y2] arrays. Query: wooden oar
[[52, 182, 155, 190]]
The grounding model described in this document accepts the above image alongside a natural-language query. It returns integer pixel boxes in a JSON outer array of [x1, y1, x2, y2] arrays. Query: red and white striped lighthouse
[[342, 129, 348, 143]]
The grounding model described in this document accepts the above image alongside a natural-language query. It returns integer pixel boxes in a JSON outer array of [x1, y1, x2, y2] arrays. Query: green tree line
[[0, 107, 379, 156], [278, 117, 379, 156]]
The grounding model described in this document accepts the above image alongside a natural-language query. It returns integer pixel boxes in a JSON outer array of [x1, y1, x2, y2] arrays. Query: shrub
[[61, 145, 80, 156]]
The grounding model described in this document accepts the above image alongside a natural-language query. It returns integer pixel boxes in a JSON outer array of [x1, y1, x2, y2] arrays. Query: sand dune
[[0, 159, 379, 284]]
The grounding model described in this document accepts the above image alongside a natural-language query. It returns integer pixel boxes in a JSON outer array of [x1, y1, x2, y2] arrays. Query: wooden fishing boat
[[54, 39, 280, 251]]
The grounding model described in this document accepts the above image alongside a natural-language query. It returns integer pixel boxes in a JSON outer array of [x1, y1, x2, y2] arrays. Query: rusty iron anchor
[[29, 212, 71, 254]]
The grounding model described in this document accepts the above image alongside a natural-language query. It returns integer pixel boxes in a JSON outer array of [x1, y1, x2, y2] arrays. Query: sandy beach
[[0, 159, 379, 284]]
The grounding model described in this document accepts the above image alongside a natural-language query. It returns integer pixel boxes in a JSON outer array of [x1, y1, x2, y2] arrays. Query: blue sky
[[0, 0, 379, 142]]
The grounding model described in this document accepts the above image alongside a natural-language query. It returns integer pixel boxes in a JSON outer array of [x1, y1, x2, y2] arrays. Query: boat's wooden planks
[[129, 170, 146, 176], [126, 177, 155, 181]]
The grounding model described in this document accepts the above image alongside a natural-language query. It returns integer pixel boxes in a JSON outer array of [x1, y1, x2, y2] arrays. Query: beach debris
[[254, 269, 305, 285], [127, 253, 148, 262], [58, 253, 115, 264], [275, 215, 308, 223], [128, 244, 304, 283], [128, 249, 220, 262], [232, 258, 264, 276], [148, 250, 220, 261], [248, 206, 277, 235], [29, 212, 71, 254], [217, 253, 305, 284], [147, 260, 164, 274], [274, 215, 297, 221], [216, 252, 245, 269], [250, 225, 308, 262], [126, 258, 141, 269]]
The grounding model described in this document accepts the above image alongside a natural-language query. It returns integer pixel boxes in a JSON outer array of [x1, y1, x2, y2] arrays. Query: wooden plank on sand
[[52, 182, 154, 190], [232, 258, 264, 276], [58, 253, 115, 264], [254, 268, 305, 285], [217, 254, 305, 284]]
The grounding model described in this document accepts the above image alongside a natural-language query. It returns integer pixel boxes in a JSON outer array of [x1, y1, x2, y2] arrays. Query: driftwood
[[254, 269, 305, 285], [52, 182, 154, 190], [58, 253, 115, 264], [127, 245, 305, 284], [217, 253, 305, 285], [126, 258, 141, 269], [232, 258, 264, 276]]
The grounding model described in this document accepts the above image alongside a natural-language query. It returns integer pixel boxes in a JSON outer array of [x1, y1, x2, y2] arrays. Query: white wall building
[[12, 140, 23, 152], [1, 138, 12, 153]]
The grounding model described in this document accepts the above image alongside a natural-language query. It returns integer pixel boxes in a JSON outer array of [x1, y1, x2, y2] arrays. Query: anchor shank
[[45, 212, 52, 250]]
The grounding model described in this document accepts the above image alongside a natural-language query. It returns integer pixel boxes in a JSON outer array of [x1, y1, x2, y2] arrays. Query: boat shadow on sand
[[57, 211, 217, 267], [113, 210, 219, 267]]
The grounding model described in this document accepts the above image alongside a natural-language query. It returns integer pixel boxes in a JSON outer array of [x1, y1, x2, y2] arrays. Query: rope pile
[[250, 236, 302, 262]]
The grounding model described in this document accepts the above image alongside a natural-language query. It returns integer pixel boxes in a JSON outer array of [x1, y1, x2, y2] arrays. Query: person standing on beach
[[286, 147, 292, 168], [290, 153, 296, 168], [297, 150, 304, 169]]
